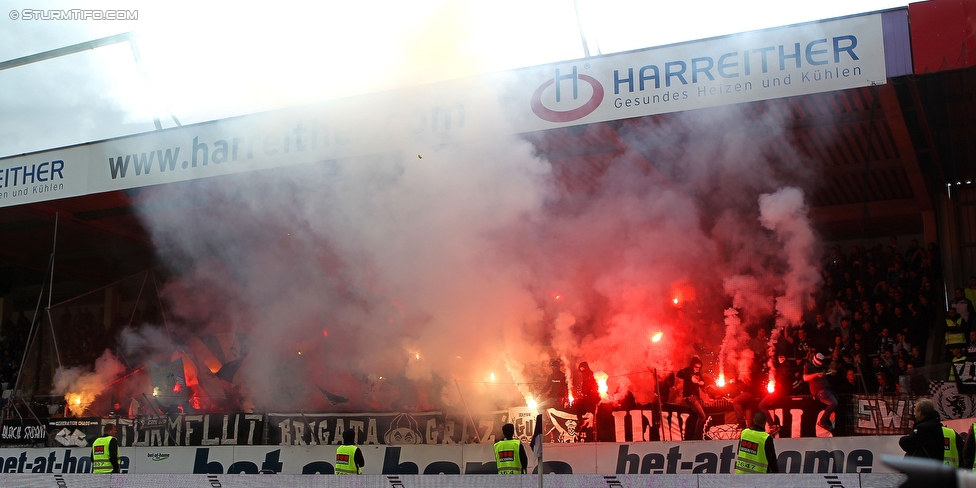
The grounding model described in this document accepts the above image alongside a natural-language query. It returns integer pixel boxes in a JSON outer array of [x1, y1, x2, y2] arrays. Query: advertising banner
[[0, 13, 889, 210], [0, 435, 906, 474]]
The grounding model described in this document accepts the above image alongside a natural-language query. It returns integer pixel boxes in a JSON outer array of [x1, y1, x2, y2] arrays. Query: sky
[[0, 0, 914, 158]]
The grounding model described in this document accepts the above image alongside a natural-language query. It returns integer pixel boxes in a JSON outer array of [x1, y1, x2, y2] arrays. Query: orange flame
[[64, 392, 93, 416], [568, 392, 575, 405], [716, 374, 725, 387], [767, 379, 775, 393], [595, 371, 609, 399]]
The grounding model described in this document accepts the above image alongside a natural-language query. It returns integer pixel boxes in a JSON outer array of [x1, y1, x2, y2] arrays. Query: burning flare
[[595, 371, 609, 399], [716, 373, 725, 388], [651, 331, 663, 342], [767, 379, 775, 393]]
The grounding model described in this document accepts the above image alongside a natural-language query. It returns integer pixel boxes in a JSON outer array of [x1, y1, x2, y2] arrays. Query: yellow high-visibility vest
[[335, 444, 361, 475], [944, 426, 960, 468], [91, 436, 114, 474], [735, 428, 771, 474], [494, 439, 523, 474]]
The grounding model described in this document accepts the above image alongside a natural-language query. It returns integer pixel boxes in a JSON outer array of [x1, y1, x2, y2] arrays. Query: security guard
[[943, 425, 963, 468], [91, 423, 119, 474], [734, 412, 779, 474], [946, 308, 966, 359], [964, 422, 976, 469], [335, 429, 365, 475], [950, 346, 968, 382], [494, 423, 527, 474]]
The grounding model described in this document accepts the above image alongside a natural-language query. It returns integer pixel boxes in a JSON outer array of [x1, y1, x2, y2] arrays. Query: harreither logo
[[531, 66, 604, 123]]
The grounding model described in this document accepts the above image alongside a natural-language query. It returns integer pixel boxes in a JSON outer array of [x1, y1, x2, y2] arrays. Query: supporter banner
[[853, 395, 912, 435], [150, 358, 188, 406], [929, 380, 976, 420], [47, 414, 264, 447], [950, 360, 976, 393], [0, 435, 906, 474], [661, 396, 830, 441], [0, 418, 48, 446], [268, 411, 508, 446], [46, 418, 101, 448]]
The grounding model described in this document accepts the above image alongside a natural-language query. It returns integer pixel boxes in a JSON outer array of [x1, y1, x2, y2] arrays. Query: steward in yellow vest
[[335, 429, 364, 475], [943, 426, 962, 468], [965, 422, 976, 470], [735, 412, 779, 474], [494, 423, 527, 474], [946, 309, 966, 351], [91, 424, 119, 474], [950, 347, 968, 382]]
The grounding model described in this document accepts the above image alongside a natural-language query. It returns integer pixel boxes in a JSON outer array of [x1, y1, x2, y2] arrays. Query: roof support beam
[[878, 83, 937, 243]]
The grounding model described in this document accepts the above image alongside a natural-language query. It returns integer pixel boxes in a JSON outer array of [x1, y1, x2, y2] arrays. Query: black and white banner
[[0, 418, 48, 446], [47, 414, 265, 448]]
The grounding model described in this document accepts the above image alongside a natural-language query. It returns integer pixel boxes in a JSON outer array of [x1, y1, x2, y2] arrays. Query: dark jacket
[[898, 415, 945, 461]]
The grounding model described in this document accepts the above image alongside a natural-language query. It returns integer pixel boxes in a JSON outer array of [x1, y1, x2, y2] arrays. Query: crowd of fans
[[0, 236, 973, 438], [776, 238, 950, 393], [716, 237, 976, 437]]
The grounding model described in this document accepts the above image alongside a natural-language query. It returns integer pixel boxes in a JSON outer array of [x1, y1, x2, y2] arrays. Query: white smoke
[[759, 186, 822, 330], [128, 94, 825, 413]]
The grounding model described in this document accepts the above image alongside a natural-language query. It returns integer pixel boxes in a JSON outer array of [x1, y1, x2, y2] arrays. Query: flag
[[529, 413, 543, 460]]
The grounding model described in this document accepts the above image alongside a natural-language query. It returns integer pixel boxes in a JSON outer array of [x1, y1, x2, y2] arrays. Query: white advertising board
[[0, 14, 888, 209], [0, 435, 906, 474]]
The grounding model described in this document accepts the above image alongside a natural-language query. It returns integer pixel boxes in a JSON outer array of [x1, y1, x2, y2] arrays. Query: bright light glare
[[651, 332, 663, 342], [595, 371, 609, 398]]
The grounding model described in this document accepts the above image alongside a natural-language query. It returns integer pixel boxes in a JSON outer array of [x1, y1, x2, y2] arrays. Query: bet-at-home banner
[[0, 436, 906, 474]]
